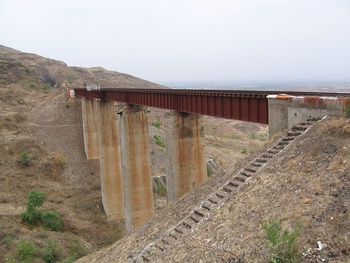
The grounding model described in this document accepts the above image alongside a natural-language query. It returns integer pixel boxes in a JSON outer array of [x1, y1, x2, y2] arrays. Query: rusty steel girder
[[74, 88, 269, 124]]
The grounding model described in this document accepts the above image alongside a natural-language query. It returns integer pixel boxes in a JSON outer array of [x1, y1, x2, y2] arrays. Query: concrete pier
[[97, 100, 124, 220], [166, 111, 207, 203], [81, 97, 100, 159], [120, 104, 154, 233]]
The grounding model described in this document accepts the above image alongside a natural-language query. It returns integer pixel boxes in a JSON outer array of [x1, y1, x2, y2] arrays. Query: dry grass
[[325, 117, 350, 135]]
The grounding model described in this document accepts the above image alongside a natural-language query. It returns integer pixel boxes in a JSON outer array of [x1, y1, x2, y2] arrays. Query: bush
[[65, 102, 70, 108], [17, 239, 35, 261], [21, 191, 44, 224], [43, 238, 58, 263], [17, 150, 33, 166], [154, 135, 165, 147], [27, 191, 45, 208], [42, 210, 63, 231], [28, 82, 36, 88], [261, 218, 302, 263], [21, 209, 43, 225], [21, 191, 63, 231]]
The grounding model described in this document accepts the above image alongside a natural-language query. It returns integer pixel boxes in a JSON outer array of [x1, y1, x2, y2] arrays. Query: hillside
[[0, 45, 268, 262], [80, 117, 350, 263]]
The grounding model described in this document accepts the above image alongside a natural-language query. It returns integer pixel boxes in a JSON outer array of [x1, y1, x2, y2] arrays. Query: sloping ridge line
[[132, 117, 324, 263]]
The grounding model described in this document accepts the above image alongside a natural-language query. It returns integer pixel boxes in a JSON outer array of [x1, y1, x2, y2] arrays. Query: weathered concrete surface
[[268, 95, 344, 137], [81, 97, 100, 159], [97, 100, 124, 220], [166, 111, 207, 203], [120, 104, 154, 233]]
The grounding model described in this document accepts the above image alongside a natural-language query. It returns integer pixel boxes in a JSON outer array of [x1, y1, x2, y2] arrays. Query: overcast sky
[[1, 0, 349, 84]]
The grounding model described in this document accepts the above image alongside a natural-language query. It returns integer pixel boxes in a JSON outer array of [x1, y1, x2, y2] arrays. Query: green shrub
[[154, 135, 165, 147], [27, 191, 45, 208], [21, 191, 44, 224], [28, 82, 36, 88], [21, 191, 63, 231], [42, 210, 63, 231], [43, 238, 58, 263], [17, 239, 35, 261], [17, 150, 33, 166], [65, 103, 70, 108], [261, 218, 302, 263], [151, 121, 161, 128], [42, 84, 51, 90], [21, 209, 43, 225]]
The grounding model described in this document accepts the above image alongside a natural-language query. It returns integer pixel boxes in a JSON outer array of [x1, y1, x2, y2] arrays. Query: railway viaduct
[[71, 87, 348, 233]]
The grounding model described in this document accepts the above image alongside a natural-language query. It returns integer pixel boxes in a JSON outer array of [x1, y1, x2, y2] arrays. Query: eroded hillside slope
[[79, 117, 350, 263]]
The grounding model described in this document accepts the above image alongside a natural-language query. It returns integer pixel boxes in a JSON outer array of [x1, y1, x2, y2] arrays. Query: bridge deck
[[74, 88, 349, 125]]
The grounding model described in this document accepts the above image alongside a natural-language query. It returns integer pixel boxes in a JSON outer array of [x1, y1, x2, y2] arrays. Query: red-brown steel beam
[[74, 88, 269, 124]]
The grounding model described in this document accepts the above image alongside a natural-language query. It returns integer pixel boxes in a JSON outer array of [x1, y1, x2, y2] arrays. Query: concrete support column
[[97, 100, 124, 220], [120, 104, 154, 233], [166, 111, 207, 203], [81, 97, 100, 159]]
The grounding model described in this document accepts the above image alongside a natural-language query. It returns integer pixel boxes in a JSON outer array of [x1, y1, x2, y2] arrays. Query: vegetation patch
[[17, 150, 33, 167], [151, 121, 161, 128], [28, 82, 36, 89], [155, 180, 167, 196], [42, 238, 58, 263], [154, 135, 165, 147], [249, 132, 268, 141], [21, 191, 63, 231], [42, 84, 51, 90], [261, 217, 302, 263], [17, 239, 36, 261]]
